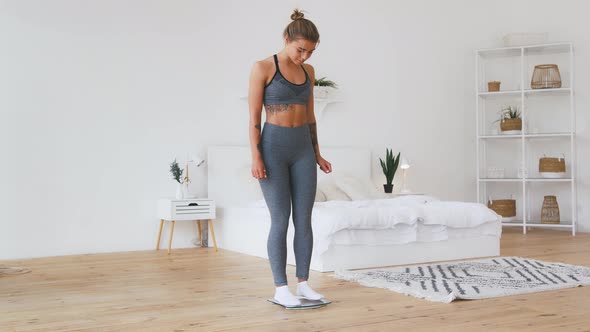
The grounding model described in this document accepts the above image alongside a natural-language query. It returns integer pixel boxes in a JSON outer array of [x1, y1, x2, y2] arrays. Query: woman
[[248, 9, 332, 306]]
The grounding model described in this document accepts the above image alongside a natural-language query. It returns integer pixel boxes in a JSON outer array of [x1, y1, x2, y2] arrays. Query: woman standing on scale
[[248, 9, 332, 306]]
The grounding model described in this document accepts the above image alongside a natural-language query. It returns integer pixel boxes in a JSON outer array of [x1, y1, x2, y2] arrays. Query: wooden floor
[[2, 228, 590, 332]]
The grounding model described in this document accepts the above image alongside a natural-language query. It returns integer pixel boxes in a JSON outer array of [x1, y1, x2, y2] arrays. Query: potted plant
[[169, 159, 185, 199], [314, 77, 338, 99], [496, 105, 521, 134], [379, 148, 400, 193]]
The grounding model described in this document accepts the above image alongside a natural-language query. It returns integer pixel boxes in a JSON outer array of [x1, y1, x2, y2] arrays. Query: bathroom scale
[[267, 298, 331, 310]]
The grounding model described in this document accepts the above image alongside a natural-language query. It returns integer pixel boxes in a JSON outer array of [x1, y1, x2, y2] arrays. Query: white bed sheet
[[225, 195, 502, 256]]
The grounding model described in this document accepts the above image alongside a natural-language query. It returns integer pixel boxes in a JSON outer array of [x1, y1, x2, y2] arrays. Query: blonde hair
[[283, 9, 320, 43]]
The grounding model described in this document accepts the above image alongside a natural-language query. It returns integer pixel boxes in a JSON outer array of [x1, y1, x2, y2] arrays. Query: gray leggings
[[258, 122, 317, 286]]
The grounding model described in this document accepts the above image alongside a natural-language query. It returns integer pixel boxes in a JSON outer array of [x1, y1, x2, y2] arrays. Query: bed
[[207, 146, 501, 272]]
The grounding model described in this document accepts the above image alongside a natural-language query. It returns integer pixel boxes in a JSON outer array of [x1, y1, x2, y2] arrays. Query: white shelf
[[478, 178, 522, 182], [477, 42, 572, 57], [525, 178, 573, 182], [478, 134, 522, 139], [524, 42, 573, 54], [525, 133, 573, 138], [478, 90, 521, 98], [502, 221, 573, 229], [478, 178, 573, 182], [477, 46, 522, 58], [501, 221, 524, 227], [477, 88, 572, 98], [478, 133, 573, 139], [475, 42, 576, 236], [524, 88, 572, 96]]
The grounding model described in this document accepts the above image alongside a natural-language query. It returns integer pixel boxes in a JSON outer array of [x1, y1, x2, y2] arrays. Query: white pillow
[[315, 189, 327, 202], [318, 179, 351, 201], [335, 174, 383, 200]]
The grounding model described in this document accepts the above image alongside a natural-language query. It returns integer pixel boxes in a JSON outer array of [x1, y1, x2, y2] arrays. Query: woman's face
[[284, 38, 317, 65]]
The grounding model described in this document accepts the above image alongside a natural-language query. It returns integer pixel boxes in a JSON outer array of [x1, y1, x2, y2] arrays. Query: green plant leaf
[[169, 159, 184, 183], [380, 148, 400, 185], [314, 76, 338, 88]]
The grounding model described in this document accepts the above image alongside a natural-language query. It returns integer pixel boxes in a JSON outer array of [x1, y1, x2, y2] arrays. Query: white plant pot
[[314, 86, 335, 99], [175, 182, 184, 199]]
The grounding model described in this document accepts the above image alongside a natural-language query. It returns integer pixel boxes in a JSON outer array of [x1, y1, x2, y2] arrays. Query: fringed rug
[[333, 257, 590, 303]]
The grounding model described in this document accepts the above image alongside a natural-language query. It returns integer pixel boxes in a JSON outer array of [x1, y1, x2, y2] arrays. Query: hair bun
[[290, 9, 304, 20]]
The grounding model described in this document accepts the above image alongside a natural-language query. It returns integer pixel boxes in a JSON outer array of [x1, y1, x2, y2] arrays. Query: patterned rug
[[333, 257, 590, 303]]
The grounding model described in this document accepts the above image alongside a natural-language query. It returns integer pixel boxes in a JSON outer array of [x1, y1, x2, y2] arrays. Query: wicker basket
[[541, 195, 560, 224], [531, 64, 562, 89], [539, 157, 566, 173], [488, 81, 501, 92], [500, 118, 522, 132], [488, 199, 516, 218]]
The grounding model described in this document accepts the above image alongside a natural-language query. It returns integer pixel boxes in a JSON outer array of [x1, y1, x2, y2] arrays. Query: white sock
[[274, 285, 301, 306], [297, 281, 324, 300]]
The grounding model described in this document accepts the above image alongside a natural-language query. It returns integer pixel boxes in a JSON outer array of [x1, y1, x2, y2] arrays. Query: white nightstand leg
[[156, 219, 164, 250], [167, 220, 175, 255], [208, 219, 218, 252], [197, 220, 203, 247]]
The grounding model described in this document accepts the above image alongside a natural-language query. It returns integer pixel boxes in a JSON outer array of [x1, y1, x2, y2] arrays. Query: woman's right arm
[[248, 61, 267, 179]]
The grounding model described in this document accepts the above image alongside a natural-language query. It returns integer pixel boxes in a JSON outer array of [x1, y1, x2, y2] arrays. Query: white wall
[[1, 0, 588, 260]]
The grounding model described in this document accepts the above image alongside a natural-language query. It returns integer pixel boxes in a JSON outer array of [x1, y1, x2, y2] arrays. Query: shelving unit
[[475, 42, 576, 235]]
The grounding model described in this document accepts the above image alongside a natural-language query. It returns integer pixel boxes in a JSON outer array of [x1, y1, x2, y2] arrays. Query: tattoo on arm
[[255, 123, 262, 153], [309, 122, 318, 153]]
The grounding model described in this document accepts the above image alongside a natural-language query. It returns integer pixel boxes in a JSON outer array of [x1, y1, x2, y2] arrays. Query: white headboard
[[207, 146, 371, 208]]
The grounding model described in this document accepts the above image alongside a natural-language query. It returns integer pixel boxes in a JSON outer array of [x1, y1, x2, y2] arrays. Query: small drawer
[[171, 200, 215, 219], [172, 200, 213, 208]]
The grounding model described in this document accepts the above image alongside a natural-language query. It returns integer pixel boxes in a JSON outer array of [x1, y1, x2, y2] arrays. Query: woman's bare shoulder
[[302, 63, 315, 76], [252, 56, 274, 74]]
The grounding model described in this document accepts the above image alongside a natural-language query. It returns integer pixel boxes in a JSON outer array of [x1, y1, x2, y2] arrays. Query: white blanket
[[310, 195, 500, 238], [247, 195, 501, 240]]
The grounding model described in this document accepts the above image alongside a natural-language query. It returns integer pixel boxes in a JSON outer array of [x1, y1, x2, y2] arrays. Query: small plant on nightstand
[[379, 148, 400, 193], [169, 159, 185, 199], [314, 77, 338, 88], [314, 76, 338, 99]]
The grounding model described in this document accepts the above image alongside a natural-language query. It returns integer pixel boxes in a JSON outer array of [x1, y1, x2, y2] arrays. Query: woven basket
[[539, 157, 566, 173], [488, 199, 516, 218], [531, 64, 561, 89], [500, 118, 522, 132], [488, 81, 501, 92], [541, 195, 560, 224]]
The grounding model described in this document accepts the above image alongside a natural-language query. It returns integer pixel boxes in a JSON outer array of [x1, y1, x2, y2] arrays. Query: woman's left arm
[[304, 64, 332, 174]]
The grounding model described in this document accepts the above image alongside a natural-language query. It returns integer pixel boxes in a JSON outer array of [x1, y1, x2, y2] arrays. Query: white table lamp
[[184, 154, 205, 198], [400, 158, 411, 193]]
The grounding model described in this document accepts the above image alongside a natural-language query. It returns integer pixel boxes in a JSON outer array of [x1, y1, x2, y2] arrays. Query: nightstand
[[156, 198, 217, 254]]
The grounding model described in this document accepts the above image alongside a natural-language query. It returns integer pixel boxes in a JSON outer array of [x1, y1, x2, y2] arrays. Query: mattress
[[329, 221, 502, 246], [221, 199, 502, 257]]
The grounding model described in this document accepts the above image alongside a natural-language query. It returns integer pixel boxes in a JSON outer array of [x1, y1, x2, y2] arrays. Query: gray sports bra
[[263, 54, 312, 106]]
